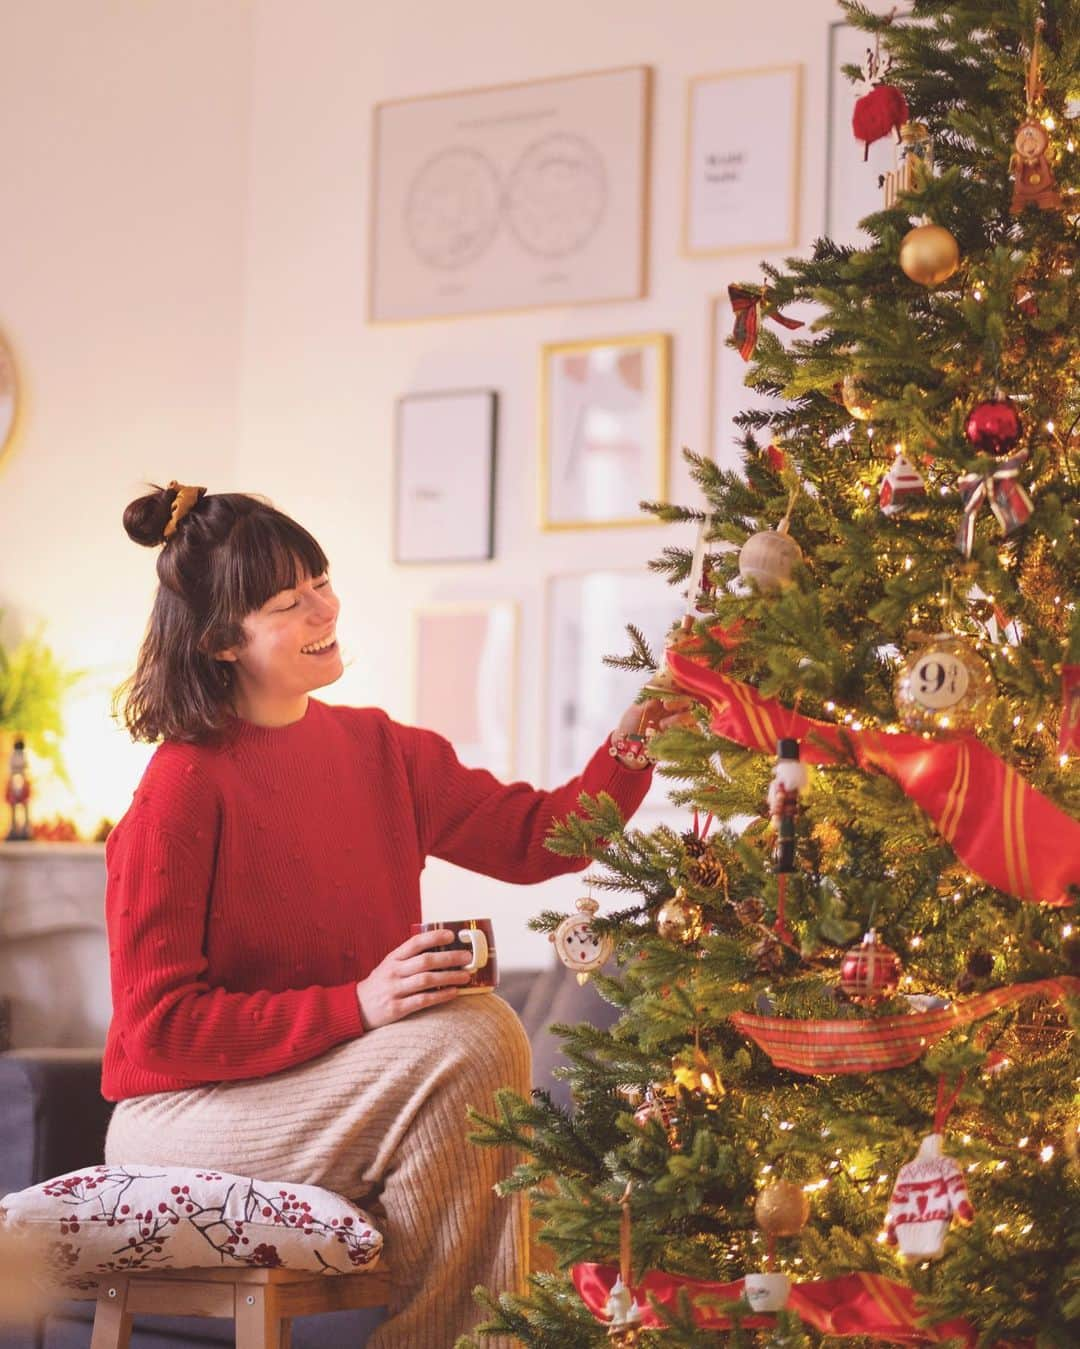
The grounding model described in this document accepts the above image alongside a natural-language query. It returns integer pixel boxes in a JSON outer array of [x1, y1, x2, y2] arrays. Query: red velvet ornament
[[839, 929, 902, 1003], [852, 85, 909, 159], [964, 399, 1022, 456]]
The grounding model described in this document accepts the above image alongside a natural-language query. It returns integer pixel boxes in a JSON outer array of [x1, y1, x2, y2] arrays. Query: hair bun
[[123, 484, 176, 548]]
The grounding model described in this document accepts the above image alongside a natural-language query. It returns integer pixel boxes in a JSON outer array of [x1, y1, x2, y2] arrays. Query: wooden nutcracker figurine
[[5, 738, 32, 841], [767, 738, 807, 874]]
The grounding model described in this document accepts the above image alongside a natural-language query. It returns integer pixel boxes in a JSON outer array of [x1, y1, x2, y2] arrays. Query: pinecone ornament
[[687, 846, 727, 892], [681, 829, 708, 859], [734, 897, 766, 927], [751, 931, 788, 974]]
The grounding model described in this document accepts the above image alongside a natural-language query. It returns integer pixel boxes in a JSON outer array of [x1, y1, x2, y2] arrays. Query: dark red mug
[[409, 918, 498, 994]]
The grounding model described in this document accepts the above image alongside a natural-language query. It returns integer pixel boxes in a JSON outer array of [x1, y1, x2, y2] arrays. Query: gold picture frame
[[369, 65, 653, 324], [539, 332, 671, 532], [682, 65, 802, 258]]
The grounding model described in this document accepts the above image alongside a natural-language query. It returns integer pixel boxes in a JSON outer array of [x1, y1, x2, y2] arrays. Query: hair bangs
[[218, 510, 329, 621]]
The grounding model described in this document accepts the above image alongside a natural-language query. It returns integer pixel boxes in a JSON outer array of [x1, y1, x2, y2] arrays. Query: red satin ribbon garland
[[665, 651, 1080, 907], [573, 1264, 1004, 1344]]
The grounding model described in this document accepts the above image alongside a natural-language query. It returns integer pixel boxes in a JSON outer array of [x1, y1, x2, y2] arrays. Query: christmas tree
[[462, 3, 1080, 1344]]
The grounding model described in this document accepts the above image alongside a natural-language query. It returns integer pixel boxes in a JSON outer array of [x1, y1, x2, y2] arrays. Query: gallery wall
[[1, 0, 871, 969]]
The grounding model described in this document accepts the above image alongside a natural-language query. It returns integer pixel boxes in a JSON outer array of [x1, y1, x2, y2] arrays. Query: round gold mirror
[[0, 334, 17, 467]]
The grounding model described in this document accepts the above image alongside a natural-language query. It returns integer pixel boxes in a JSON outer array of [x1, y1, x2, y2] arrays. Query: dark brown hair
[[116, 485, 329, 742]]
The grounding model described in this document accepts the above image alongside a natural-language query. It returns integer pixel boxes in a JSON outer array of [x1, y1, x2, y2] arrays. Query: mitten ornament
[[885, 1133, 974, 1260]]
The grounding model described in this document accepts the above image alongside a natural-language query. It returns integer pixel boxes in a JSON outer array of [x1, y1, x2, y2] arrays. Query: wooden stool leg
[[235, 1284, 289, 1349], [90, 1277, 133, 1349]]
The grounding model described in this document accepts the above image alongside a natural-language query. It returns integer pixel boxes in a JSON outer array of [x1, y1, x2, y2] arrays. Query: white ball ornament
[[738, 517, 802, 594]]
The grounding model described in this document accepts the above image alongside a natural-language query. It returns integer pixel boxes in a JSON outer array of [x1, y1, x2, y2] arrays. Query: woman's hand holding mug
[[354, 929, 474, 1030]]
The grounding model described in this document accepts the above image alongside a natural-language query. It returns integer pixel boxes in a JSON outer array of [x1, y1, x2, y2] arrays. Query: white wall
[[0, 0, 256, 825], [2, 0, 847, 970], [236, 0, 842, 966]]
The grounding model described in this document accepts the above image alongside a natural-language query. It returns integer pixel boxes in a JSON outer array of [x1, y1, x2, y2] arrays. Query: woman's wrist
[[608, 730, 652, 771]]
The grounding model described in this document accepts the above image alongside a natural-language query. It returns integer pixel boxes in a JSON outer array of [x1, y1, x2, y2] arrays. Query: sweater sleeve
[[105, 819, 363, 1084], [390, 720, 654, 882]]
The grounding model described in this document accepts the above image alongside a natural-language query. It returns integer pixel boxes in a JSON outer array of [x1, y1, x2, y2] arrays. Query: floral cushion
[[0, 1164, 383, 1291]]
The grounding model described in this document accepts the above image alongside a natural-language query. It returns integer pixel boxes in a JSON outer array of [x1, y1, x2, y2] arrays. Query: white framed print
[[394, 390, 497, 564], [540, 333, 670, 531], [369, 65, 651, 322], [544, 568, 680, 816], [683, 66, 802, 257], [412, 601, 517, 778]]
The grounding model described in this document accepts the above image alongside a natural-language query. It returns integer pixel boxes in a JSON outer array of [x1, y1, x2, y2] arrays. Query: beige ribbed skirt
[[105, 992, 531, 1349]]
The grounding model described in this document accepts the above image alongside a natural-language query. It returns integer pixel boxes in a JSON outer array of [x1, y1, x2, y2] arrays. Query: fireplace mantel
[[0, 842, 109, 1048]]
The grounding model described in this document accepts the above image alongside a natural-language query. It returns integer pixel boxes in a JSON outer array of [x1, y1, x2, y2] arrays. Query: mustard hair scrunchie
[[162, 481, 206, 540]]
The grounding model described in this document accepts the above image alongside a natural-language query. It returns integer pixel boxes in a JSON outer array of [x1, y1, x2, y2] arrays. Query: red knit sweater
[[101, 699, 653, 1101]]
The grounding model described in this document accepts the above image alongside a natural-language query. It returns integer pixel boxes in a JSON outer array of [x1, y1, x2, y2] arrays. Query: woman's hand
[[611, 695, 698, 768], [355, 931, 474, 1030]]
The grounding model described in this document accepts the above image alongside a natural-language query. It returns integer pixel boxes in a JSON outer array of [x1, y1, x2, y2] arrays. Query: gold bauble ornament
[[738, 517, 802, 594], [672, 1046, 725, 1098], [754, 1180, 810, 1237], [841, 373, 876, 421], [893, 633, 994, 733], [899, 223, 960, 286], [655, 887, 703, 943]]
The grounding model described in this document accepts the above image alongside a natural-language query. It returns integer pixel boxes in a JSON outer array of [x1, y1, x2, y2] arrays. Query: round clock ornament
[[893, 633, 994, 733], [550, 894, 614, 985]]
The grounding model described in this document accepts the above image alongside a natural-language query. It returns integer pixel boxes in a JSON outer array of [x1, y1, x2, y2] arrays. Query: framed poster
[[683, 66, 802, 256], [413, 601, 517, 778], [370, 65, 651, 322], [707, 293, 821, 471], [826, 19, 905, 247], [545, 568, 680, 815], [540, 333, 670, 531], [394, 390, 497, 564]]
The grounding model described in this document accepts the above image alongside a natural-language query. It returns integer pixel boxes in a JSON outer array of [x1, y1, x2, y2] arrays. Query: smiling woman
[[101, 482, 667, 1347]]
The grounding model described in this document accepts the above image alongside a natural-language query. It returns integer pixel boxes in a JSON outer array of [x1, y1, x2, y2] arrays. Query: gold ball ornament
[[754, 1180, 810, 1238], [738, 518, 802, 594], [841, 373, 876, 421], [655, 887, 704, 943], [899, 223, 960, 286], [894, 634, 995, 733]]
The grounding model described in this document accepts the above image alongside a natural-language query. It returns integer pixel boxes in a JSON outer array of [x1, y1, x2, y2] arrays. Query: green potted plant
[[0, 618, 81, 783]]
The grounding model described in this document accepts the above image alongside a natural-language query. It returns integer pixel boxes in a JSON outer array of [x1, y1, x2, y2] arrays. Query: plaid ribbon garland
[[665, 651, 1080, 906], [730, 975, 1080, 1075], [728, 284, 805, 361], [954, 451, 1034, 557]]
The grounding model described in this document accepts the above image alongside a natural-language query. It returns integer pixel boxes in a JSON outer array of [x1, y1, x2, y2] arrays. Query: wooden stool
[[81, 1263, 392, 1349]]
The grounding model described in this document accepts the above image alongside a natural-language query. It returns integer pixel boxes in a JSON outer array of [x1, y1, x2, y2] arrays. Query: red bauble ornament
[[964, 399, 1021, 456], [852, 85, 909, 159], [840, 929, 902, 1003]]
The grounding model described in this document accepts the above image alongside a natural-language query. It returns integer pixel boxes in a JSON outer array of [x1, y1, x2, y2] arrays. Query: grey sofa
[[0, 962, 616, 1349]]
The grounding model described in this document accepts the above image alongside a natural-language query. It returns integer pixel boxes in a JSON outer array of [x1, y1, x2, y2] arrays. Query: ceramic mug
[[410, 918, 498, 994], [743, 1272, 790, 1312]]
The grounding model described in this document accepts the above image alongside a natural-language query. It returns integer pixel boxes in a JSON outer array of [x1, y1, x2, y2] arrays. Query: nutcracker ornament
[[894, 633, 995, 733], [5, 738, 31, 842], [885, 1133, 974, 1260], [839, 929, 902, 1003], [879, 449, 927, 516], [550, 893, 614, 985], [767, 738, 808, 874]]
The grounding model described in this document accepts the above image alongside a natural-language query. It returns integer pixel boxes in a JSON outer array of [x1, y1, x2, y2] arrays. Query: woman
[[102, 482, 680, 1348]]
